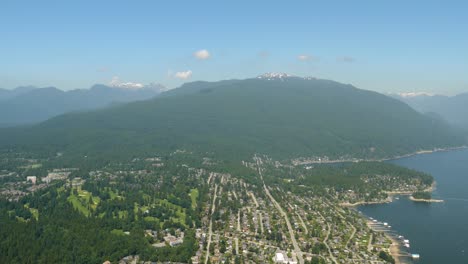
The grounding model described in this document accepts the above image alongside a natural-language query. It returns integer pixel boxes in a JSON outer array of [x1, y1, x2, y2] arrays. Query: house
[[274, 253, 285, 263], [26, 176, 37, 185]]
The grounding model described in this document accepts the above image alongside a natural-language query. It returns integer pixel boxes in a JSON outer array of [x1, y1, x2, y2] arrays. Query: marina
[[360, 148, 468, 264], [365, 215, 420, 263]]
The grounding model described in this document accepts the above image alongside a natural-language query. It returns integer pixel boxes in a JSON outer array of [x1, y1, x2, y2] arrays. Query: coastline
[[343, 181, 440, 207], [381, 145, 468, 162], [354, 149, 465, 264], [355, 181, 442, 263], [293, 145, 467, 165], [366, 219, 403, 264], [388, 234, 403, 264], [409, 196, 444, 203]]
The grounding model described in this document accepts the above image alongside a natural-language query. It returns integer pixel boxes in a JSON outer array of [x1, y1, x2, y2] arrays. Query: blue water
[[359, 149, 468, 264]]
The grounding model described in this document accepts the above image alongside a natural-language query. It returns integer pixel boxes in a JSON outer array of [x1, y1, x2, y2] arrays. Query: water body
[[359, 148, 468, 264]]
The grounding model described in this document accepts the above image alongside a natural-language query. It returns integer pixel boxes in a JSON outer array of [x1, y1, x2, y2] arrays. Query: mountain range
[[393, 92, 468, 130], [0, 84, 164, 127], [0, 74, 464, 161]]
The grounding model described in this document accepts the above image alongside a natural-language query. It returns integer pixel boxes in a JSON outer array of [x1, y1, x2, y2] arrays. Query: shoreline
[[342, 181, 439, 207], [387, 234, 403, 264], [354, 182, 442, 263], [381, 145, 468, 162], [293, 145, 467, 165], [409, 196, 444, 203], [366, 219, 403, 264]]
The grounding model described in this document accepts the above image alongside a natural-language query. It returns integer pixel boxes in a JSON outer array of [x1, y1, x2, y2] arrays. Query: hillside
[[0, 75, 464, 161], [395, 93, 468, 130], [0, 84, 163, 127]]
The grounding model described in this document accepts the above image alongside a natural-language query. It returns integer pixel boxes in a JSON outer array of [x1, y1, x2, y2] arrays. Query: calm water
[[359, 149, 468, 264]]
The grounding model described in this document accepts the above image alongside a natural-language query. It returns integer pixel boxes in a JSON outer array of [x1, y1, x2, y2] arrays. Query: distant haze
[[0, 84, 163, 127], [394, 92, 468, 129]]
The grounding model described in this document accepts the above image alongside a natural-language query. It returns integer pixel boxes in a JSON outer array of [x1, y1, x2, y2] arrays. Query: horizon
[[2, 1, 468, 95], [1, 72, 466, 97]]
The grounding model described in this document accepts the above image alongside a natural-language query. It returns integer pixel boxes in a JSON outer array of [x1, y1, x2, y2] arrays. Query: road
[[317, 211, 338, 264], [367, 233, 373, 252], [255, 156, 304, 264], [347, 225, 357, 249], [295, 211, 309, 235], [205, 184, 218, 264], [259, 212, 264, 234]]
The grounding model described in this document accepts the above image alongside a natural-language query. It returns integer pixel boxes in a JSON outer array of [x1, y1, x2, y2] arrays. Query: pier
[[366, 218, 420, 264]]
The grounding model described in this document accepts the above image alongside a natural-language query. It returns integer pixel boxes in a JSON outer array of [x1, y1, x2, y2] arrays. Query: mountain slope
[[0, 86, 37, 101], [0, 84, 163, 127], [0, 76, 464, 161], [395, 93, 468, 129]]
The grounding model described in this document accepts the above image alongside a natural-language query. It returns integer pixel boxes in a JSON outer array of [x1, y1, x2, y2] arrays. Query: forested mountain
[[0, 84, 163, 127], [0, 75, 464, 161], [394, 93, 468, 130]]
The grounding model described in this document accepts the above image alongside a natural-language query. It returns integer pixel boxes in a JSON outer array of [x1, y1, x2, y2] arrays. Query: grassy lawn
[[111, 229, 127, 236], [144, 216, 159, 222], [190, 188, 199, 209], [24, 204, 39, 220], [67, 194, 91, 216], [16, 216, 27, 222], [67, 188, 102, 216], [103, 187, 124, 200], [29, 208, 39, 220], [118, 210, 128, 219]]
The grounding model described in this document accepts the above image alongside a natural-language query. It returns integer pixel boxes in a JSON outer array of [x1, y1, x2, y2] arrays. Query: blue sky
[[1, 0, 467, 94]]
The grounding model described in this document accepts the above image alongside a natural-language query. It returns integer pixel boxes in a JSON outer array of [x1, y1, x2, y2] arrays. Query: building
[[274, 253, 285, 263], [26, 176, 37, 185]]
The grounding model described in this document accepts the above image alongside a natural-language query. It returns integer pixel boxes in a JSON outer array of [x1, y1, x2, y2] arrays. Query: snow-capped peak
[[398, 92, 435, 98], [257, 72, 295, 80], [109, 76, 166, 92]]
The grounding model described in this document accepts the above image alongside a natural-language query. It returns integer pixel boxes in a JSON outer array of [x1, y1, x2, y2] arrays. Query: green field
[[24, 204, 39, 220], [110, 229, 127, 236], [67, 188, 100, 216], [189, 188, 198, 209]]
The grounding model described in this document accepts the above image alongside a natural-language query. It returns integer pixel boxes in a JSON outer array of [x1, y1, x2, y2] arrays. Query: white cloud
[[194, 49, 210, 60], [337, 56, 356, 63], [297, 54, 318, 61], [174, 70, 193, 80]]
